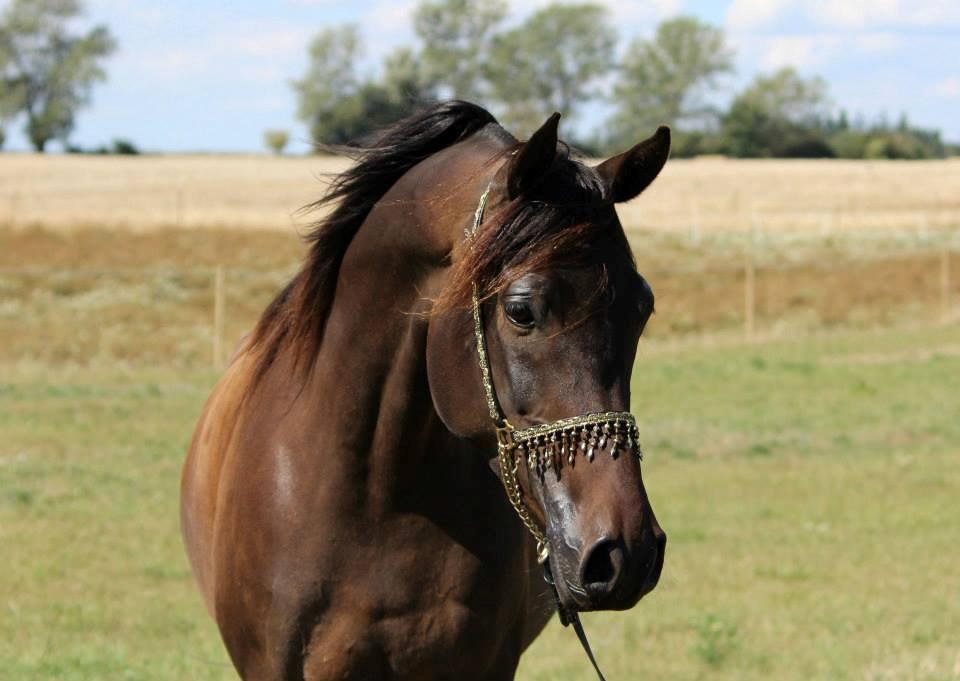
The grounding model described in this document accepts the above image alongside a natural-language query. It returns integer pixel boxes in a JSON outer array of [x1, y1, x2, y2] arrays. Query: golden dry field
[[2, 152, 960, 233]]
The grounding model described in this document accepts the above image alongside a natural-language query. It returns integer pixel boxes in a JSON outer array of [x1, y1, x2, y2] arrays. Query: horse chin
[[545, 548, 592, 613]]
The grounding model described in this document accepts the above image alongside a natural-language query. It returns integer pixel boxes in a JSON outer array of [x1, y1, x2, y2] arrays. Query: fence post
[[213, 265, 225, 369], [942, 241, 952, 324], [8, 191, 18, 228], [744, 255, 756, 342], [175, 181, 185, 228]]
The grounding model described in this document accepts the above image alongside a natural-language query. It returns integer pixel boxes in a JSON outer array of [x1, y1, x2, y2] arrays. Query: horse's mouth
[[564, 577, 605, 612]]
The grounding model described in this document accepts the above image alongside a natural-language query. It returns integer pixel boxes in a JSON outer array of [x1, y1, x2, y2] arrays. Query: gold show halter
[[466, 184, 642, 565]]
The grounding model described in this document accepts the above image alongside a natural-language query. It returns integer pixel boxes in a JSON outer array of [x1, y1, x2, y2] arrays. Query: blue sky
[[3, 0, 959, 152]]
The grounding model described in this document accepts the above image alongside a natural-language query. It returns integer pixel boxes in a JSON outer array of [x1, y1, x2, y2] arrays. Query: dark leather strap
[[568, 612, 608, 681], [543, 562, 608, 681]]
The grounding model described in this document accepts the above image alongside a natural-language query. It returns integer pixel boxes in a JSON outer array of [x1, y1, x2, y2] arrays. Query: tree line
[[293, 0, 955, 159], [0, 0, 954, 158]]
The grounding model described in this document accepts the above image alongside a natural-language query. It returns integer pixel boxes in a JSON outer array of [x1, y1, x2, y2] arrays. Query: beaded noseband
[[466, 185, 642, 563]]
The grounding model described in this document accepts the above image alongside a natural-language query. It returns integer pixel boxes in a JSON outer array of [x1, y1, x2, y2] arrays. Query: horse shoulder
[[180, 347, 259, 616]]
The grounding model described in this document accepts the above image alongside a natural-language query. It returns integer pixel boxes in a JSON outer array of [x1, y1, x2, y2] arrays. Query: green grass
[[2, 325, 959, 680]]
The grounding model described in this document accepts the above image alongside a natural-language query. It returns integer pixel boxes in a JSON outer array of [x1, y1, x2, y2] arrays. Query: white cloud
[[930, 77, 960, 98], [355, 0, 419, 74], [753, 30, 901, 70], [726, 0, 793, 31], [131, 21, 311, 82], [759, 35, 840, 69], [508, 0, 681, 27], [213, 24, 313, 60], [854, 32, 902, 53], [727, 0, 960, 31]]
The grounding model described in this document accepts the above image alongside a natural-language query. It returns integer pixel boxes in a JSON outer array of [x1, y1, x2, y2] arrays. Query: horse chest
[[298, 545, 531, 681]]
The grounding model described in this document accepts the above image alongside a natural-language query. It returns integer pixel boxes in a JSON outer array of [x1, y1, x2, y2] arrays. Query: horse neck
[[289, 153, 490, 509]]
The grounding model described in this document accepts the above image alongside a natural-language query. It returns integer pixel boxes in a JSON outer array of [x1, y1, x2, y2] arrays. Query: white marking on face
[[274, 444, 295, 510]]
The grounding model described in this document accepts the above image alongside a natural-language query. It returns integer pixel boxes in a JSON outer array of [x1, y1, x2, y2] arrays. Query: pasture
[[1, 153, 958, 679], [2, 325, 958, 679]]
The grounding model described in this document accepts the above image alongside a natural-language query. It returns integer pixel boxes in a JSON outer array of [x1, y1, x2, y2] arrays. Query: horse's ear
[[506, 112, 561, 198], [595, 126, 671, 203]]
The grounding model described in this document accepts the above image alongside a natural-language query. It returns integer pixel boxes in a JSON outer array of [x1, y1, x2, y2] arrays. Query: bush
[[111, 139, 139, 155], [829, 130, 870, 158], [671, 130, 726, 158], [66, 139, 140, 155], [263, 129, 290, 155]]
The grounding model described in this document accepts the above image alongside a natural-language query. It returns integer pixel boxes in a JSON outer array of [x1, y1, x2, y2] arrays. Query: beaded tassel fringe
[[509, 413, 642, 475]]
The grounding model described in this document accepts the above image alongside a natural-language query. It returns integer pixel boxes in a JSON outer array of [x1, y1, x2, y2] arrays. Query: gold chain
[[497, 426, 550, 563], [472, 284, 504, 424]]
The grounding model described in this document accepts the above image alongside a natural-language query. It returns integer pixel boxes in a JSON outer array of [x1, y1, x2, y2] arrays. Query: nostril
[[581, 539, 623, 595]]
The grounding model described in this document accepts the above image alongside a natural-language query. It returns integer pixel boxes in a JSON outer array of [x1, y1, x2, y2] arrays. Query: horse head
[[427, 112, 670, 614]]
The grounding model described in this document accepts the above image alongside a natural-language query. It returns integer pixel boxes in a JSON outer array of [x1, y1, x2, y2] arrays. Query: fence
[[1, 240, 956, 369]]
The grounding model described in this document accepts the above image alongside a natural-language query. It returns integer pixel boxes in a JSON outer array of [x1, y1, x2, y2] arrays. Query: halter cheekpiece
[[466, 184, 642, 564]]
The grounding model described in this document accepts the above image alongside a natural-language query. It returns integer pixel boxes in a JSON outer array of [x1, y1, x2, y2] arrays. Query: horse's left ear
[[506, 112, 561, 198], [595, 126, 671, 203]]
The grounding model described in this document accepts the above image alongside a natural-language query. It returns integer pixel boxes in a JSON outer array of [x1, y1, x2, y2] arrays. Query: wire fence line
[[1, 244, 956, 369]]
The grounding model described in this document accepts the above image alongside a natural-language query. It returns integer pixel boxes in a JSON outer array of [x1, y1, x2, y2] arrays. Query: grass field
[[2, 324, 958, 680], [2, 153, 958, 679], [2, 153, 960, 233]]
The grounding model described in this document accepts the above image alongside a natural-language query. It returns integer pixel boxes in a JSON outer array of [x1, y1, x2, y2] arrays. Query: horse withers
[[181, 101, 669, 680]]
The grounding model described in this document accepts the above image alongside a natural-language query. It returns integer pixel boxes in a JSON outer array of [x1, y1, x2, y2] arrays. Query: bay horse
[[181, 101, 669, 681]]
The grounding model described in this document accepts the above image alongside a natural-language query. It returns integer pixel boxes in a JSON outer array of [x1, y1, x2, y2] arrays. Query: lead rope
[[467, 183, 609, 681]]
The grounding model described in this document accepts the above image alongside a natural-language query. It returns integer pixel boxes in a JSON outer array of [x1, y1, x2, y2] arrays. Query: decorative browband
[[510, 412, 642, 471]]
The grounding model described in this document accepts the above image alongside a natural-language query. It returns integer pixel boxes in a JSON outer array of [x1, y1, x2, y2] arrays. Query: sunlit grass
[[2, 325, 958, 679]]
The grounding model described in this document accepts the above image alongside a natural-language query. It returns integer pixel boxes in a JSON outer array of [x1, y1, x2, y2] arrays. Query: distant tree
[[293, 25, 363, 144], [294, 28, 429, 146], [0, 0, 115, 152], [722, 67, 831, 157], [381, 46, 433, 105], [0, 51, 17, 149], [263, 129, 290, 155], [608, 16, 733, 148], [110, 138, 137, 155], [0, 10, 23, 150], [413, 0, 506, 101], [486, 3, 616, 135]]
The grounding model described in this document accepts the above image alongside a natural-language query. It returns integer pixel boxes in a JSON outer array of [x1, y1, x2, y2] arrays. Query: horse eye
[[504, 300, 536, 328]]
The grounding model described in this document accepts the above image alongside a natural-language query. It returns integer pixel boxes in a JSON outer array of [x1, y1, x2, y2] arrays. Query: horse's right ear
[[506, 112, 561, 198], [595, 126, 671, 203]]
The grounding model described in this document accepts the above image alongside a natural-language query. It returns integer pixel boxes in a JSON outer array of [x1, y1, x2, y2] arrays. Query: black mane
[[250, 100, 633, 381], [250, 101, 498, 377]]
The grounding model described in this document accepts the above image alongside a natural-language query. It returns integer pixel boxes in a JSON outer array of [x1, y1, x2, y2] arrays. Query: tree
[[413, 0, 506, 101], [293, 25, 363, 144], [294, 27, 426, 146], [0, 0, 115, 152], [608, 16, 733, 148], [486, 3, 616, 136], [0, 44, 18, 149], [381, 46, 433, 105], [264, 129, 290, 155], [722, 67, 831, 157]]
